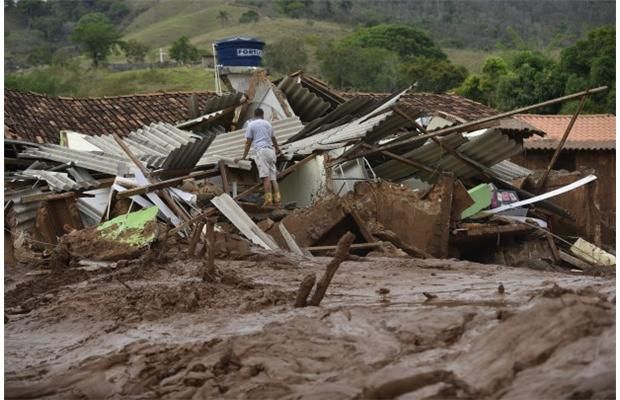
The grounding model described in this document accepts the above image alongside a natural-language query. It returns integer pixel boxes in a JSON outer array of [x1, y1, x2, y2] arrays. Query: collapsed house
[[4, 66, 615, 271], [512, 113, 616, 247]]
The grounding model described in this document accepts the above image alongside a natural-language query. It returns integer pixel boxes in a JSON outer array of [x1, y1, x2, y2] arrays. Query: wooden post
[[188, 220, 205, 257], [535, 94, 588, 191], [308, 232, 355, 306], [202, 217, 217, 282], [219, 160, 230, 195], [294, 273, 316, 308]]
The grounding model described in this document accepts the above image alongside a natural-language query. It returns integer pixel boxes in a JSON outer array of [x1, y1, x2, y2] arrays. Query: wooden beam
[[115, 168, 219, 200], [219, 160, 230, 195], [112, 133, 151, 178], [536, 94, 588, 191], [336, 86, 608, 163], [361, 143, 438, 175], [305, 242, 384, 252], [308, 232, 355, 306], [21, 191, 82, 204]]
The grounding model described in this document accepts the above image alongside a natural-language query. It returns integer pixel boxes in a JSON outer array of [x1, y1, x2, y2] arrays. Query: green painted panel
[[460, 184, 493, 220], [97, 206, 159, 246]]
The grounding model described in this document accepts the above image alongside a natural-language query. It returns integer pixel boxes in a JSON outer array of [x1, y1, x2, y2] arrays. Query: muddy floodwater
[[4, 253, 615, 399]]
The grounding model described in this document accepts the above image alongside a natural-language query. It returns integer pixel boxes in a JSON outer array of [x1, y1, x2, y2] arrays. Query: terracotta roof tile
[[515, 114, 616, 150], [4, 89, 219, 144], [340, 91, 497, 122]]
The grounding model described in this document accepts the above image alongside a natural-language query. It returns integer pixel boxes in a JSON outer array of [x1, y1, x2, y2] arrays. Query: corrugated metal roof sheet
[[198, 117, 303, 165], [281, 87, 416, 156], [20, 144, 131, 176], [373, 129, 524, 182], [515, 114, 616, 150], [278, 76, 331, 122], [5, 187, 42, 233], [489, 160, 533, 182], [281, 111, 394, 155], [15, 169, 96, 192], [286, 96, 378, 143], [20, 122, 215, 175], [83, 122, 213, 169]]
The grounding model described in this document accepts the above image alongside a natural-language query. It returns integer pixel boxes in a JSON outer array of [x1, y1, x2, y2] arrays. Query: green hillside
[[122, 2, 351, 74]]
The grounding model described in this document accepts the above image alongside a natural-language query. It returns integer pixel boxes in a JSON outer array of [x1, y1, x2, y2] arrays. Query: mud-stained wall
[[512, 150, 615, 246], [348, 178, 453, 258]]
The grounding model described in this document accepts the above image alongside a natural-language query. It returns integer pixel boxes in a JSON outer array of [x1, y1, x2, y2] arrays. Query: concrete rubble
[[4, 71, 615, 399]]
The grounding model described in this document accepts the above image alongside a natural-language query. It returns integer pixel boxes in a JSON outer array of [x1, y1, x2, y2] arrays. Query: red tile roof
[[4, 89, 218, 144], [341, 91, 498, 122], [515, 114, 616, 150]]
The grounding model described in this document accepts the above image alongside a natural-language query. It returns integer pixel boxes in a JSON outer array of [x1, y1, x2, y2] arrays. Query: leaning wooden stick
[[188, 221, 205, 257], [202, 217, 217, 282], [308, 231, 355, 306], [295, 273, 317, 308]]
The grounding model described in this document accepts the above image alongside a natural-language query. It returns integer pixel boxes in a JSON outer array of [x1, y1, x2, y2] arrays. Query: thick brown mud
[[4, 254, 615, 399]]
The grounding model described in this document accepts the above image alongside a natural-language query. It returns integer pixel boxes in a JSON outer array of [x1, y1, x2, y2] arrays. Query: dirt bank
[[4, 254, 615, 399]]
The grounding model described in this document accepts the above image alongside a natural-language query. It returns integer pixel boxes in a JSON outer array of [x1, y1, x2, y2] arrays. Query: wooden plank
[[278, 222, 305, 256], [545, 233, 562, 264], [218, 160, 231, 195], [22, 191, 82, 204], [305, 242, 384, 252], [116, 168, 219, 199], [210, 193, 279, 250]]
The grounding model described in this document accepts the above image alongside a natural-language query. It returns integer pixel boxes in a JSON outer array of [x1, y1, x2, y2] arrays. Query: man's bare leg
[[263, 177, 273, 206], [271, 180, 280, 206]]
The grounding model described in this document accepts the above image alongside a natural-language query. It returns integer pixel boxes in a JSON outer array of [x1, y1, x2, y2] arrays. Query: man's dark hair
[[254, 108, 264, 117]]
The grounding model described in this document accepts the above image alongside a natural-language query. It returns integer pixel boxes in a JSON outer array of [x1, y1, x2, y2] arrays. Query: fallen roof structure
[[3, 73, 611, 276]]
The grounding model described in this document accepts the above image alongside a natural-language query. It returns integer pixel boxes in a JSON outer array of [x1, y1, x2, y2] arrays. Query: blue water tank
[[215, 37, 265, 67]]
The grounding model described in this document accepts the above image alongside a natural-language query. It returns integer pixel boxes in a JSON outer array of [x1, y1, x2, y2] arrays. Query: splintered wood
[[295, 231, 355, 308]]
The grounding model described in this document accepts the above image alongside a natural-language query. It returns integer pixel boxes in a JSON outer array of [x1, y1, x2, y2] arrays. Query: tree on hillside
[[560, 25, 615, 113], [264, 38, 308, 74], [341, 24, 446, 60], [17, 0, 48, 29], [217, 10, 230, 25], [169, 36, 199, 64], [403, 58, 468, 92], [239, 10, 259, 24], [120, 39, 150, 63], [319, 42, 402, 92], [32, 15, 64, 41], [458, 51, 564, 112], [275, 0, 305, 18], [71, 12, 121, 67]]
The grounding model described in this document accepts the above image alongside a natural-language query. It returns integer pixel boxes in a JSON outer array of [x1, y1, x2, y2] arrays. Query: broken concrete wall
[[266, 193, 347, 248], [346, 177, 453, 258]]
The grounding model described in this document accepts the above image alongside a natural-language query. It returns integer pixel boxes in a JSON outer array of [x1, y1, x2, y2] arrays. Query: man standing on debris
[[239, 107, 282, 206]]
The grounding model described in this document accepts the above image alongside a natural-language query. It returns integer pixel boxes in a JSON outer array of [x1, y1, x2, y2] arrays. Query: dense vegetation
[[458, 26, 615, 113], [4, 0, 615, 113]]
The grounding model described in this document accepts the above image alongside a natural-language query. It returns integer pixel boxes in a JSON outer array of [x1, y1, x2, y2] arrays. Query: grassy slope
[[443, 48, 496, 74], [4, 11, 48, 67], [122, 2, 351, 74], [6, 66, 216, 97]]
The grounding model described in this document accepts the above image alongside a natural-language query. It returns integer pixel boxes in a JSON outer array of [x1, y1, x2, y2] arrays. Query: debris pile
[[4, 73, 613, 276]]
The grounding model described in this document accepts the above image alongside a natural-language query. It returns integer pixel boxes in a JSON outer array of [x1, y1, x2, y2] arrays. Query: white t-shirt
[[245, 119, 274, 150]]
